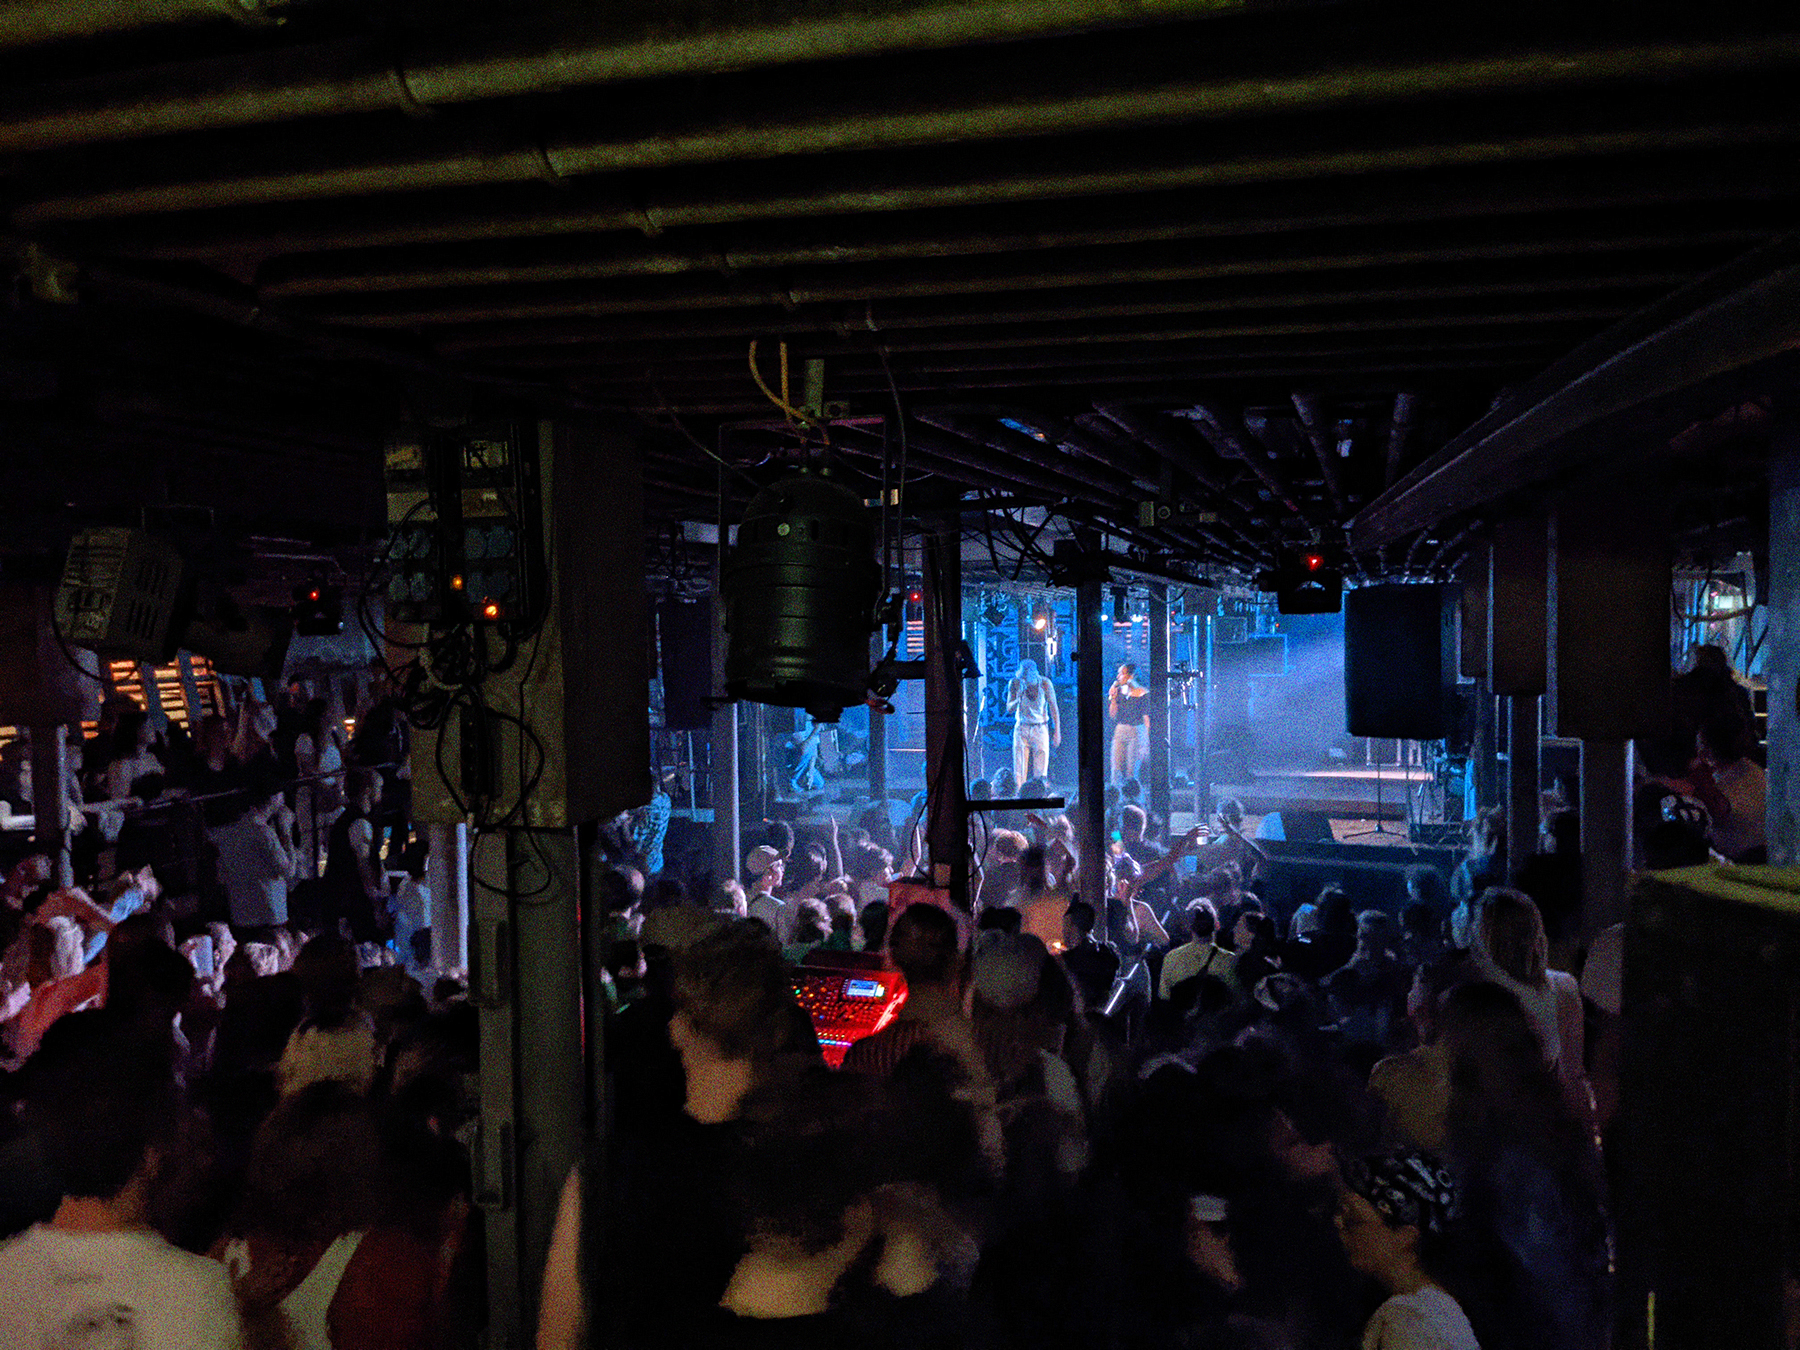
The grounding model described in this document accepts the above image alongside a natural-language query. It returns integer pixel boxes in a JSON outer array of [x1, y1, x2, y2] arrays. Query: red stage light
[[1305, 553, 1324, 571]]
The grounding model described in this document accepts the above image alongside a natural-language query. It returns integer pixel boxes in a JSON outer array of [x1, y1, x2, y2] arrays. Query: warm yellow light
[[450, 575, 465, 590], [483, 602, 501, 619]]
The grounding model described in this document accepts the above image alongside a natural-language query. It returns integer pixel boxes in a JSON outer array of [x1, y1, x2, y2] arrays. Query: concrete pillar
[[1147, 584, 1172, 831], [1489, 515, 1548, 873], [1549, 476, 1670, 927], [1579, 739, 1631, 935], [426, 820, 468, 973], [1768, 424, 1800, 863], [1548, 479, 1672, 743], [921, 520, 968, 903]]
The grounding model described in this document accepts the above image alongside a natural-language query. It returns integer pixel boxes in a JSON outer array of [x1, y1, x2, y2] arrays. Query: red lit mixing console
[[792, 952, 908, 1068]]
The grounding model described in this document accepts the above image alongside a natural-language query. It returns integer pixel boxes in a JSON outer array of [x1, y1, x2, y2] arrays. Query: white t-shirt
[[0, 1225, 243, 1350], [208, 816, 291, 928], [1362, 1284, 1481, 1350]]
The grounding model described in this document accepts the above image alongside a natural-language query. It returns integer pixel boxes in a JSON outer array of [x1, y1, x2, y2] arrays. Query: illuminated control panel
[[791, 964, 908, 1068]]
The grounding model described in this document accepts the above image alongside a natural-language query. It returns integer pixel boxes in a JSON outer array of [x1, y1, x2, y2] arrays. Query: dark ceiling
[[0, 0, 1796, 578]]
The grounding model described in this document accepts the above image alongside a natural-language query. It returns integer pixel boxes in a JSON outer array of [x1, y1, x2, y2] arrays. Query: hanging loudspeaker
[[723, 474, 880, 722]]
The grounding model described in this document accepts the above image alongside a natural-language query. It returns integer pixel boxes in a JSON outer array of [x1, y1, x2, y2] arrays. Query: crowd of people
[[0, 644, 1762, 1349], [0, 675, 469, 1349], [558, 768, 1638, 1350]]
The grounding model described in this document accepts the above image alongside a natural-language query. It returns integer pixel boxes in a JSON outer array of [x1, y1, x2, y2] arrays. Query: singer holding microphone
[[1108, 662, 1149, 787]]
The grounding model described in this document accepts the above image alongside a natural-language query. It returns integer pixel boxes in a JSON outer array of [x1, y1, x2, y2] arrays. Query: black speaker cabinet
[[1343, 584, 1454, 741], [658, 598, 714, 732], [1618, 867, 1800, 1350]]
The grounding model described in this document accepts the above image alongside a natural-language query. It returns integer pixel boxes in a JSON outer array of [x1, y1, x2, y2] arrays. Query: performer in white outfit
[[1007, 659, 1060, 786]]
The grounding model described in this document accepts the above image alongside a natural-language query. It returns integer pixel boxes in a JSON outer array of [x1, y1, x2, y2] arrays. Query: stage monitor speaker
[[1344, 584, 1455, 740], [1254, 809, 1334, 843], [658, 599, 713, 731]]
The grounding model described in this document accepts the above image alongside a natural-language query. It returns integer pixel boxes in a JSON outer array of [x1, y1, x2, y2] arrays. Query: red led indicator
[[1304, 554, 1324, 571]]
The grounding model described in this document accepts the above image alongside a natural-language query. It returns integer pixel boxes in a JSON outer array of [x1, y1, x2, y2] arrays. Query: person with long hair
[[1439, 981, 1611, 1350], [1466, 889, 1584, 1094]]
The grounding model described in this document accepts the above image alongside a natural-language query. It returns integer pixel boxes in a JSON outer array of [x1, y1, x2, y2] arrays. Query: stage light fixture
[[292, 583, 344, 637], [1111, 585, 1128, 624], [1031, 601, 1051, 632], [1269, 545, 1342, 615]]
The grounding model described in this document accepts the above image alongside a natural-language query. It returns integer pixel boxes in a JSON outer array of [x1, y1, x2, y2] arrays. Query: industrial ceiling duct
[[723, 473, 880, 722]]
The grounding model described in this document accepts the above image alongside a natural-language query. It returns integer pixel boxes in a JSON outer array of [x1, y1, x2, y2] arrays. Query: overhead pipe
[[296, 267, 1671, 328], [439, 307, 1608, 357], [1425, 521, 1483, 576], [1187, 402, 1321, 526], [830, 423, 1037, 498], [1385, 390, 1421, 488], [253, 211, 1761, 300], [0, 0, 1292, 153], [8, 34, 1800, 188], [884, 419, 1229, 565], [914, 410, 1139, 501], [1289, 392, 1347, 514], [1029, 405, 1268, 565], [82, 115, 1800, 262], [0, 0, 287, 49], [241, 224, 1744, 309]]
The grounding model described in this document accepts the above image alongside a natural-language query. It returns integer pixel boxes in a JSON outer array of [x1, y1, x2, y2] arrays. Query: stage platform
[[1208, 765, 1431, 822]]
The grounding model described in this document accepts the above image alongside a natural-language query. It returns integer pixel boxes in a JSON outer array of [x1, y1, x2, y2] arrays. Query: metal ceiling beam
[[0, 0, 1262, 153], [247, 210, 1780, 299], [1349, 236, 1800, 550], [437, 305, 1626, 353], [1384, 390, 1420, 487], [0, 0, 284, 48], [1289, 391, 1346, 514], [311, 271, 1673, 329], [18, 37, 1800, 218], [247, 229, 1752, 311], [64, 115, 1800, 262], [1188, 401, 1317, 525]]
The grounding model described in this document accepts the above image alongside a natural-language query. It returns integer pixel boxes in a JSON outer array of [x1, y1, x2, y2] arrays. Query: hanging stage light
[[723, 473, 881, 722], [1031, 600, 1052, 632], [1111, 584, 1129, 624]]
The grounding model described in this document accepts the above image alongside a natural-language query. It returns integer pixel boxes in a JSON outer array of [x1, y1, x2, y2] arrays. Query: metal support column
[[1147, 584, 1172, 830], [710, 560, 740, 886], [867, 630, 888, 810], [1506, 696, 1541, 878], [1076, 574, 1107, 923], [1489, 514, 1549, 875], [426, 821, 468, 973], [1770, 423, 1800, 863], [29, 725, 69, 887], [922, 519, 967, 903], [471, 827, 585, 1350]]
